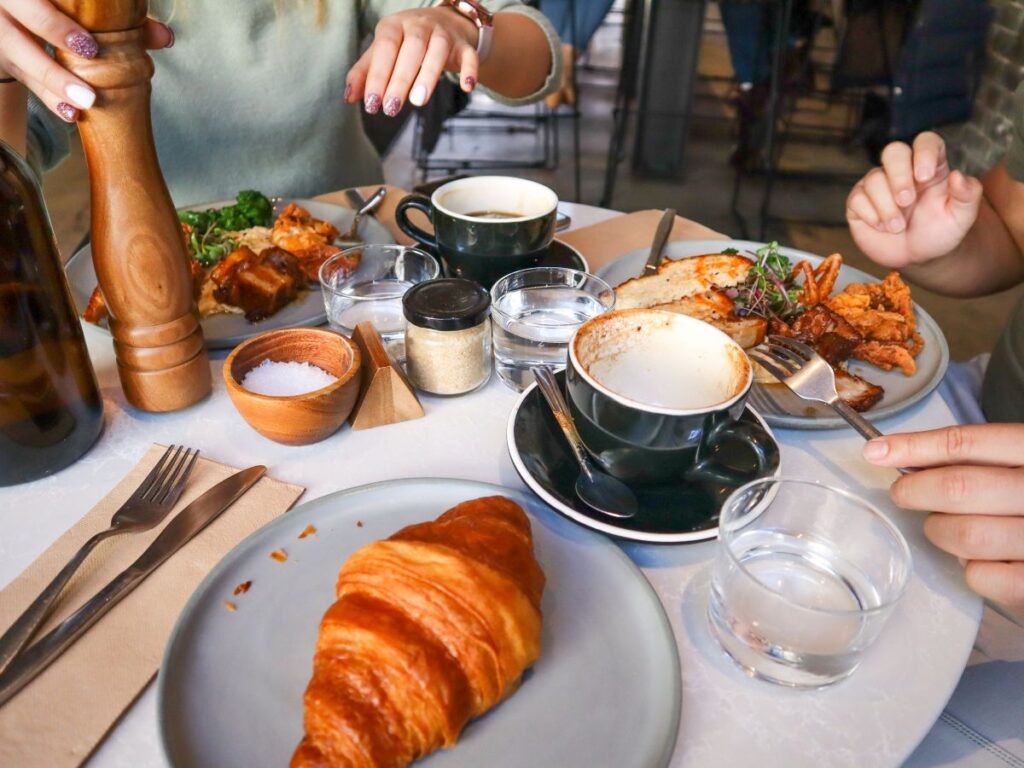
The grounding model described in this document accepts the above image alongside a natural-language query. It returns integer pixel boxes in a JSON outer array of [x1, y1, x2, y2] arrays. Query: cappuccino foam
[[576, 311, 748, 410]]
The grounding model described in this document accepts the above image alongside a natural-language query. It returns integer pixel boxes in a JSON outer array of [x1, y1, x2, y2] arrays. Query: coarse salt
[[241, 359, 338, 396]]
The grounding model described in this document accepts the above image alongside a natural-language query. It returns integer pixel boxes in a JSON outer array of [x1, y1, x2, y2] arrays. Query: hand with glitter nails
[[346, 7, 479, 118], [345, 5, 552, 118], [0, 1, 173, 122]]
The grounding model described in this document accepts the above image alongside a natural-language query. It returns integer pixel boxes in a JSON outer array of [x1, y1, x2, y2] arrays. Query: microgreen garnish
[[731, 241, 805, 322]]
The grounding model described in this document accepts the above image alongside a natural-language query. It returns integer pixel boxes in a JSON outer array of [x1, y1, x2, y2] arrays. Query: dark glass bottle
[[0, 140, 103, 485]]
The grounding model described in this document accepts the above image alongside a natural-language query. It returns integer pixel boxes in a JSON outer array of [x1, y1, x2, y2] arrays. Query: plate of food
[[597, 239, 950, 430], [65, 192, 395, 349], [158, 479, 681, 768]]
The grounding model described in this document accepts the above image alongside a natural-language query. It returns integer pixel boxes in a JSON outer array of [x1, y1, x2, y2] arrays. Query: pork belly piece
[[232, 265, 300, 321], [211, 246, 303, 321], [835, 369, 884, 412], [790, 305, 863, 366]]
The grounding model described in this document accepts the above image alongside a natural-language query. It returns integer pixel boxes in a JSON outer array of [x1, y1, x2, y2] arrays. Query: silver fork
[[747, 336, 891, 442], [0, 445, 199, 674]]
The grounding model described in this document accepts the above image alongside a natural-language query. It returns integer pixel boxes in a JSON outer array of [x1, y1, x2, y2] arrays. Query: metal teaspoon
[[532, 367, 638, 519]]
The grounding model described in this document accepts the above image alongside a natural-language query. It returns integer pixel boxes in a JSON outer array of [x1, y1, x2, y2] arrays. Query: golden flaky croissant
[[291, 496, 546, 768]]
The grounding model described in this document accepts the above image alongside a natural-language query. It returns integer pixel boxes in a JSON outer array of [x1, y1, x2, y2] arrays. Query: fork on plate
[[747, 336, 889, 442], [0, 445, 199, 673]]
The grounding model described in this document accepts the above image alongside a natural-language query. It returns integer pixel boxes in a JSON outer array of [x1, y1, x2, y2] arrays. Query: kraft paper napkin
[[557, 209, 727, 272], [0, 445, 304, 768]]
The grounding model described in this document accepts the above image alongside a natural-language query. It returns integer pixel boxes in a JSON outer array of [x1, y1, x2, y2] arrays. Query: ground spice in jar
[[403, 279, 492, 395]]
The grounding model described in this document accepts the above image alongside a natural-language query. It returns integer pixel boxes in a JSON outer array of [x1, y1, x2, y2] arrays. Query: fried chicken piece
[[852, 341, 917, 376], [812, 253, 842, 298], [879, 271, 915, 331], [828, 272, 917, 340], [825, 271, 922, 376], [271, 203, 340, 254], [82, 286, 108, 324], [290, 242, 350, 284], [791, 261, 820, 306]]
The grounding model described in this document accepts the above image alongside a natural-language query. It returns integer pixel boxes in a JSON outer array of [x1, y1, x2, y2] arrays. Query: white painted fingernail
[[65, 83, 96, 110], [409, 84, 427, 107]]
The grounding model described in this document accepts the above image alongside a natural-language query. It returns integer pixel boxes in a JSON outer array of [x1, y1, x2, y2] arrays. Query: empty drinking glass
[[708, 477, 912, 688], [490, 267, 615, 391], [319, 245, 439, 359]]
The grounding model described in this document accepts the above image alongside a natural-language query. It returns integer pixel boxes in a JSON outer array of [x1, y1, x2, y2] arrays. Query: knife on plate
[[0, 465, 266, 708], [642, 208, 677, 276]]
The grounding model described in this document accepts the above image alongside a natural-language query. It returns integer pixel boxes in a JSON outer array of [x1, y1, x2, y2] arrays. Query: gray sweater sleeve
[[26, 95, 74, 175]]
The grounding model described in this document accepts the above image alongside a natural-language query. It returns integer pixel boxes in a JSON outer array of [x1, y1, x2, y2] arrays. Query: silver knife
[[642, 208, 677, 276], [0, 465, 266, 708]]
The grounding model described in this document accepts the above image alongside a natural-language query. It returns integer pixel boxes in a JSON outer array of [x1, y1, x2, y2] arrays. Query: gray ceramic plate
[[158, 478, 681, 768], [64, 198, 395, 350], [597, 240, 950, 430]]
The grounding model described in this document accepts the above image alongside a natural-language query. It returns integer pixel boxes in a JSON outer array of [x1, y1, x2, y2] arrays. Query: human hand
[[0, 1, 172, 122], [345, 7, 479, 118], [846, 132, 984, 270], [863, 424, 1024, 606]]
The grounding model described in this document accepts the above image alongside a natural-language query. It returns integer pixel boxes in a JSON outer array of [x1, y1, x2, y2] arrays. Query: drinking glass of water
[[708, 477, 912, 688], [319, 245, 439, 359], [490, 267, 615, 391]]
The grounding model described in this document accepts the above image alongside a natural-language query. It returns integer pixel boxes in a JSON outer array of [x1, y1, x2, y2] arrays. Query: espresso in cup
[[566, 308, 773, 485], [395, 176, 558, 287]]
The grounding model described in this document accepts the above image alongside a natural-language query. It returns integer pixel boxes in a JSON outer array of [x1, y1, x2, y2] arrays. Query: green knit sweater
[[29, 0, 560, 205]]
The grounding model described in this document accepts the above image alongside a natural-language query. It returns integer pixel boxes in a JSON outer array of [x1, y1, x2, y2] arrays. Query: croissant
[[291, 496, 546, 768]]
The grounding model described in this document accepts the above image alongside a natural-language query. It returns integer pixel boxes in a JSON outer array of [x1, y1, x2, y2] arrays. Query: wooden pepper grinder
[[53, 0, 211, 412]]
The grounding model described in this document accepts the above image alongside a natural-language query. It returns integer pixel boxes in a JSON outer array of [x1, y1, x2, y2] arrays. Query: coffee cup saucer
[[541, 240, 588, 271], [433, 240, 587, 278], [506, 369, 782, 544]]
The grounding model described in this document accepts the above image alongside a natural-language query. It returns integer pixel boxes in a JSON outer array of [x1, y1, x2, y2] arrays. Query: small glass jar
[[403, 278, 492, 395]]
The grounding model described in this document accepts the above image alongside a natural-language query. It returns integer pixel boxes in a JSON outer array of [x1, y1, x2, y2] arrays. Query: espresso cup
[[395, 176, 558, 287], [565, 308, 774, 485]]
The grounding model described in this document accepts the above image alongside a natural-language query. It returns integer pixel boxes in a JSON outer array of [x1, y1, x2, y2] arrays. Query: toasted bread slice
[[614, 254, 764, 348], [654, 294, 767, 348], [615, 253, 754, 309]]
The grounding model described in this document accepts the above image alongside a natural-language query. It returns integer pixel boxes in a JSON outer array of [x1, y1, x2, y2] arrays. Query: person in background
[[718, 0, 813, 169], [846, 122, 1024, 607], [0, 0, 560, 205], [539, 0, 616, 107]]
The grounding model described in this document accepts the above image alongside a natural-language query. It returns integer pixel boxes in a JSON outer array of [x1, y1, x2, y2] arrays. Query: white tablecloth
[[0, 204, 1018, 767]]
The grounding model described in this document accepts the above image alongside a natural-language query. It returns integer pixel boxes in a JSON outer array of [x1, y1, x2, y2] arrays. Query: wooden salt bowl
[[224, 328, 362, 445]]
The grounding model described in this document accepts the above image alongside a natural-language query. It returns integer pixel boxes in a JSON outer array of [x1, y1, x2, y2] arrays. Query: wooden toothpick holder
[[53, 0, 211, 412], [349, 322, 424, 430]]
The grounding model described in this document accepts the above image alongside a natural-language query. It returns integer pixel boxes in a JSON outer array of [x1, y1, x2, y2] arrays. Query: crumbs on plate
[[270, 548, 288, 563], [298, 524, 317, 539], [233, 580, 252, 596], [223, 601, 237, 612]]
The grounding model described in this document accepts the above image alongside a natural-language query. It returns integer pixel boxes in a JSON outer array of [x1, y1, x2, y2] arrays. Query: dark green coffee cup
[[566, 308, 776, 486], [395, 176, 558, 288]]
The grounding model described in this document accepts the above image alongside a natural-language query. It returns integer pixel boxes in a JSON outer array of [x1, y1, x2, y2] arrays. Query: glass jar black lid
[[403, 278, 491, 331]]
